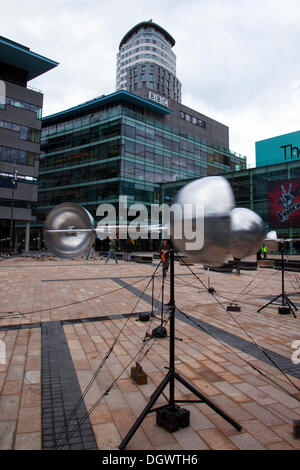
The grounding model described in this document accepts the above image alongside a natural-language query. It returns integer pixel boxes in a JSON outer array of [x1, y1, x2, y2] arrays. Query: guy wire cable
[[51, 261, 162, 448], [55, 271, 174, 450], [135, 273, 165, 365], [175, 306, 300, 403], [285, 268, 299, 291], [177, 252, 300, 394], [173, 274, 207, 293], [53, 276, 168, 450], [51, 260, 162, 449], [54, 342, 154, 450], [213, 269, 277, 309], [142, 269, 300, 405], [171, 264, 294, 318], [0, 274, 156, 317]]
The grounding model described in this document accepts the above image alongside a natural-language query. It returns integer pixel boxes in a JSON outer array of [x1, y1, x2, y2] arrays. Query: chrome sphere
[[44, 202, 95, 258], [171, 176, 235, 266], [229, 207, 265, 259]]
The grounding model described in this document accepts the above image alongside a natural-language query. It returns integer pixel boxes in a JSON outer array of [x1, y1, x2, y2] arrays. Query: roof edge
[[42, 90, 172, 124], [119, 21, 175, 50]]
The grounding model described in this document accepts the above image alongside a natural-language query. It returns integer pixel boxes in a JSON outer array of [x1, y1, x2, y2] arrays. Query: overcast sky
[[2, 0, 300, 167]]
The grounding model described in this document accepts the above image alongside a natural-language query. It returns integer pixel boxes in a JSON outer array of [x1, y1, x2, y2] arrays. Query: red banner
[[268, 178, 300, 227]]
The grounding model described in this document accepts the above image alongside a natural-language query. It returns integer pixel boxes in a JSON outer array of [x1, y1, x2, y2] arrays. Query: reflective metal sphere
[[229, 208, 265, 259], [44, 202, 95, 258], [171, 176, 235, 266]]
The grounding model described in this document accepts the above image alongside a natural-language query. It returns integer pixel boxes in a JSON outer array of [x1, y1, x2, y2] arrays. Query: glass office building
[[37, 90, 246, 249], [0, 36, 58, 252]]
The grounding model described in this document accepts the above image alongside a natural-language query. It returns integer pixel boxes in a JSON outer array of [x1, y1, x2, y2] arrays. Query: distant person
[[233, 257, 241, 276], [124, 237, 133, 261], [105, 238, 118, 264], [160, 239, 170, 279], [256, 249, 262, 261], [262, 244, 268, 259], [17, 242, 22, 255]]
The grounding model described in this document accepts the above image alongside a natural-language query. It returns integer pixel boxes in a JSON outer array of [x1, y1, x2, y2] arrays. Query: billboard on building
[[268, 178, 300, 227], [256, 131, 300, 167]]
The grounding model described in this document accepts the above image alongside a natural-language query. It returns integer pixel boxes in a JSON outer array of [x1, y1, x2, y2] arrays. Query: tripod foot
[[156, 405, 190, 432]]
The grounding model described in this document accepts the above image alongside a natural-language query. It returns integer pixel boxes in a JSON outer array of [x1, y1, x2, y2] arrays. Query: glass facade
[[0, 119, 40, 143], [0, 145, 38, 165], [6, 96, 42, 119]]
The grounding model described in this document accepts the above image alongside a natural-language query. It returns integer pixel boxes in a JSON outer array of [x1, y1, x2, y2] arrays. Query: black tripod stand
[[257, 241, 297, 318], [118, 248, 242, 450]]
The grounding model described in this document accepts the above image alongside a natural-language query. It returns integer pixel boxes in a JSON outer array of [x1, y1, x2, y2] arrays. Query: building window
[[149, 82, 154, 89]]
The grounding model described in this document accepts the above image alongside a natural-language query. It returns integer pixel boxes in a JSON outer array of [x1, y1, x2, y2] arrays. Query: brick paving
[[0, 255, 299, 450]]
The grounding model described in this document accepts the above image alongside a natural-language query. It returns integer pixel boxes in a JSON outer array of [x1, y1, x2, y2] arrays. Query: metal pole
[[281, 242, 285, 306], [9, 163, 17, 254], [169, 247, 175, 409]]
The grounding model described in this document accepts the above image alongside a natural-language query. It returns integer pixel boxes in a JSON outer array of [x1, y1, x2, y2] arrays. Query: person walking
[[105, 238, 118, 264], [124, 237, 133, 261], [160, 239, 170, 279]]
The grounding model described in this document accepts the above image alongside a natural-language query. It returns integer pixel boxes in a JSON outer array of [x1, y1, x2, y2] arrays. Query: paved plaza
[[0, 255, 300, 450]]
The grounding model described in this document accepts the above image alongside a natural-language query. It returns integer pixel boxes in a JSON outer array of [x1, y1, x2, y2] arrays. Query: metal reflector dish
[[43, 202, 95, 258], [229, 208, 265, 259], [171, 176, 235, 266], [265, 230, 279, 251]]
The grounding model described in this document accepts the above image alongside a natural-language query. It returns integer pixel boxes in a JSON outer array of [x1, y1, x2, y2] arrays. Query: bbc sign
[[149, 91, 168, 107]]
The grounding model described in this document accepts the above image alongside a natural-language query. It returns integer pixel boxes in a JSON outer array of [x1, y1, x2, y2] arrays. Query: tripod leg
[[118, 372, 171, 450], [284, 296, 297, 318], [284, 294, 298, 311], [257, 294, 282, 313], [175, 372, 242, 431]]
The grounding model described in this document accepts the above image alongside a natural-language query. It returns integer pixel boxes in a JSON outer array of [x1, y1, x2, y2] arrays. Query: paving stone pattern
[[41, 321, 98, 450], [0, 256, 300, 450]]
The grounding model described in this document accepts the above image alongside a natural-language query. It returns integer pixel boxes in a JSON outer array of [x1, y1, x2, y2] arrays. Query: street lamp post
[[9, 163, 18, 255]]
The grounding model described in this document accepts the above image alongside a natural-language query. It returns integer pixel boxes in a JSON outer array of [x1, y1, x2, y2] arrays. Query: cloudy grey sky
[[2, 0, 300, 167]]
